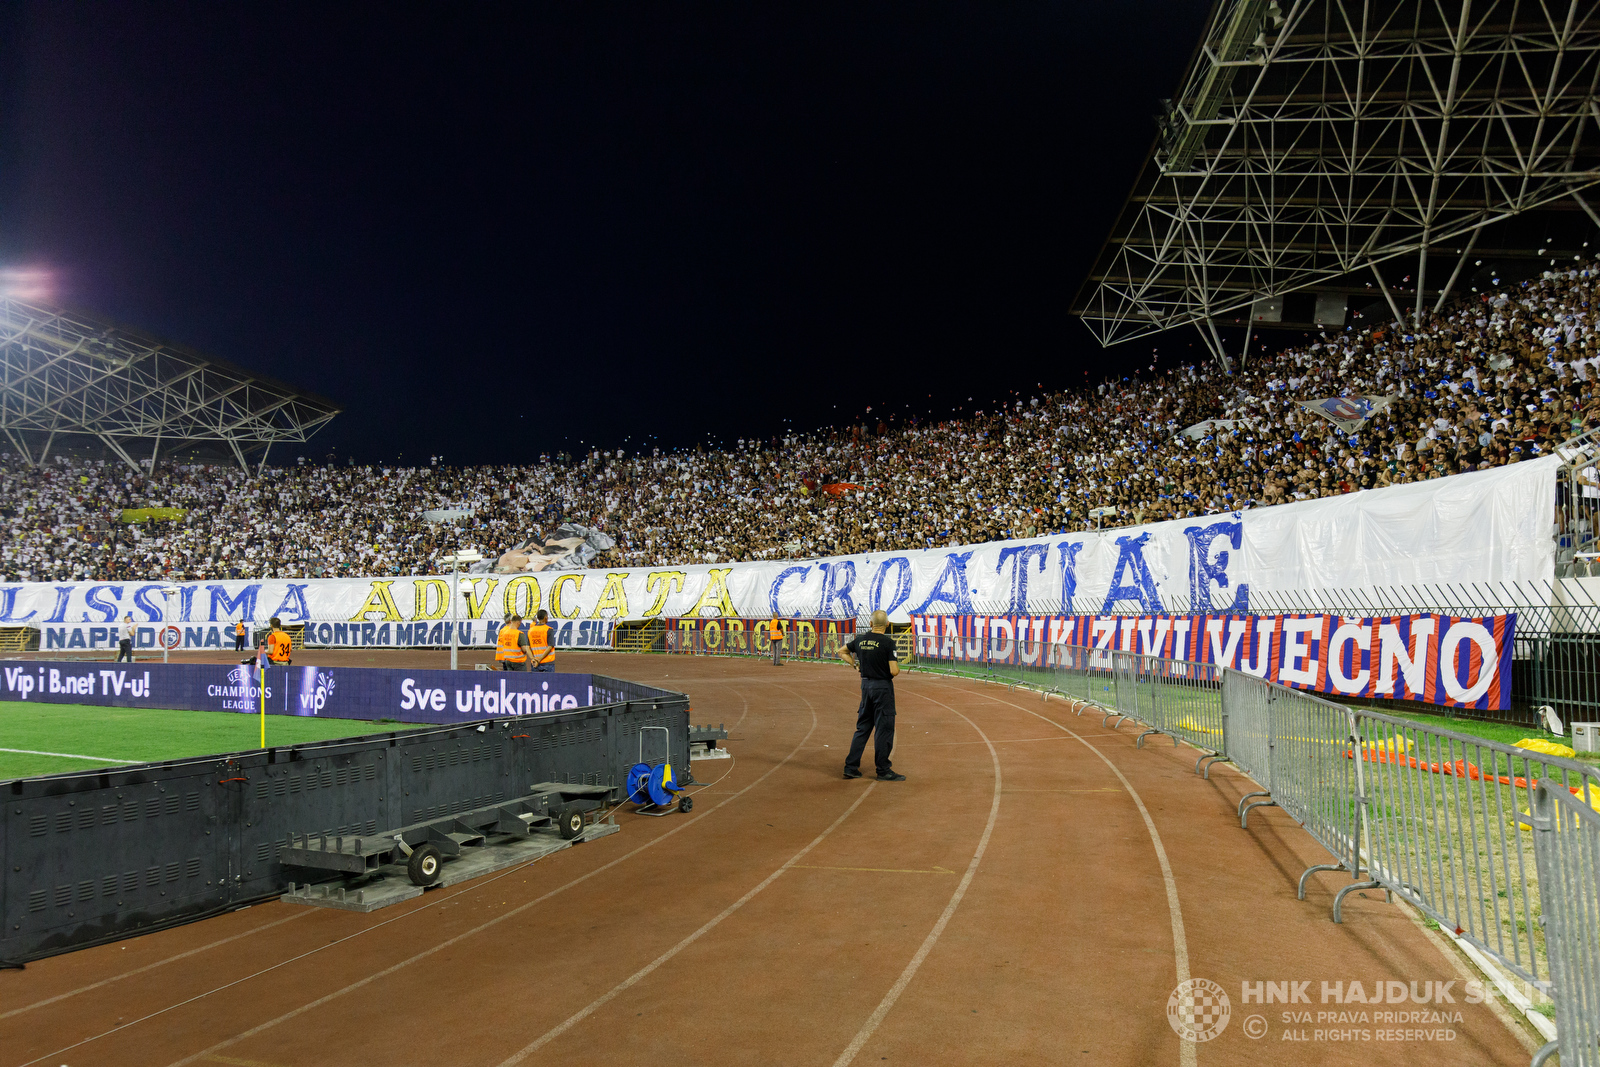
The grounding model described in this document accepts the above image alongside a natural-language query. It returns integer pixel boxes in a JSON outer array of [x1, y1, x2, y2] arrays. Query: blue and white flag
[[1297, 394, 1396, 434]]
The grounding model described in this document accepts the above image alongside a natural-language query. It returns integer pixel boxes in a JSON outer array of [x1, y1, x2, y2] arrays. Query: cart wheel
[[407, 844, 443, 886], [557, 806, 585, 840], [678, 795, 694, 814]]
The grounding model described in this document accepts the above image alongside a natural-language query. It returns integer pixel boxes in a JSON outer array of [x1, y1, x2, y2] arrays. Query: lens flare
[[0, 268, 56, 302]]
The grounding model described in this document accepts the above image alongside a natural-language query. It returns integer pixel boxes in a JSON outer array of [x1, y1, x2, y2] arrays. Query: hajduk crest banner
[[910, 612, 1517, 711], [1297, 394, 1396, 434]]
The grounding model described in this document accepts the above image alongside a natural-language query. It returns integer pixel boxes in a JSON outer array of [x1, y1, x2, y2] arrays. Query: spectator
[[3, 264, 1599, 582]]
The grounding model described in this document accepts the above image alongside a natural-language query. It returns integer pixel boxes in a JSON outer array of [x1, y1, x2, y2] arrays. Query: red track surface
[[0, 651, 1536, 1066]]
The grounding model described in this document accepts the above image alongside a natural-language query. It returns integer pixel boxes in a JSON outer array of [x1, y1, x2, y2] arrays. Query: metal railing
[[1342, 711, 1598, 991], [908, 633, 1600, 1065], [1530, 783, 1600, 1067], [612, 619, 665, 653]]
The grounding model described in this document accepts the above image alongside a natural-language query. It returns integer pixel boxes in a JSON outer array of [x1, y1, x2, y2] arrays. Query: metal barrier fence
[[910, 635, 1600, 1064], [1342, 711, 1599, 992], [1531, 783, 1600, 1067]]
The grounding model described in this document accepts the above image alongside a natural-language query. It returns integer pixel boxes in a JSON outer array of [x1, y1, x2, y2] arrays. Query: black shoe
[[875, 771, 907, 782], [842, 768, 862, 779]]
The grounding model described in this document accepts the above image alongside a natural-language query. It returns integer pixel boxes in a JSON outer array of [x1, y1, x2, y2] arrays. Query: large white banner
[[0, 457, 1557, 630]]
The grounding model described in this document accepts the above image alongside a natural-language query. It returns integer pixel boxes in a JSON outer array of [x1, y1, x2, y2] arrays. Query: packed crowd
[[3, 265, 1598, 584]]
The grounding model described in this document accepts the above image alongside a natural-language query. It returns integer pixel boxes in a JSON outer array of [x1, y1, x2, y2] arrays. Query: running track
[[0, 651, 1536, 1066]]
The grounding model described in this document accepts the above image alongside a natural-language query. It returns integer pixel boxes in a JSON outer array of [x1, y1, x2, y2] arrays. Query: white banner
[[0, 457, 1558, 628]]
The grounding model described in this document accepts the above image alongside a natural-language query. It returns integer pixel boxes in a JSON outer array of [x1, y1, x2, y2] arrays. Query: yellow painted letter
[[503, 575, 541, 619], [349, 581, 403, 622], [643, 571, 686, 617], [551, 574, 585, 619], [462, 578, 501, 620], [589, 572, 631, 619], [687, 568, 736, 618], [410, 579, 449, 621]]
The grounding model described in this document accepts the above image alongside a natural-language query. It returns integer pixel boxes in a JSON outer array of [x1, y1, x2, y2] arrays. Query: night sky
[[0, 2, 1211, 465]]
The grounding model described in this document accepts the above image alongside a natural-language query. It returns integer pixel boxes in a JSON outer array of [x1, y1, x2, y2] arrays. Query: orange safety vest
[[769, 619, 784, 640], [235, 622, 246, 638], [266, 630, 292, 663], [495, 623, 527, 662], [528, 623, 555, 665]]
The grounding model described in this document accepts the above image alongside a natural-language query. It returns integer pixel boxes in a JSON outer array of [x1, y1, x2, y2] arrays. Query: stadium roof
[[1071, 0, 1600, 369], [0, 297, 341, 472]]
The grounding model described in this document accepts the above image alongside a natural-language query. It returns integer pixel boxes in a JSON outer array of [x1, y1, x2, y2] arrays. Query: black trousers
[[116, 639, 134, 663], [844, 680, 896, 775], [234, 635, 247, 651]]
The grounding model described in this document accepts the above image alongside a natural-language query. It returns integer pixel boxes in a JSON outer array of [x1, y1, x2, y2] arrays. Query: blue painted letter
[[996, 545, 1048, 614], [911, 552, 975, 615], [1057, 541, 1085, 612], [1184, 520, 1249, 613], [819, 560, 858, 618], [1100, 534, 1164, 614], [870, 557, 913, 616]]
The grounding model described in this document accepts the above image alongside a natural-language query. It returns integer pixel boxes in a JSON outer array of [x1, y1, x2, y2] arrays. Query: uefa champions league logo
[[1167, 978, 1230, 1042]]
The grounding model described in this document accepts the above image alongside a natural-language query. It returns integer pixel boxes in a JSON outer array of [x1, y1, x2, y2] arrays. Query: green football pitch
[[0, 702, 429, 781]]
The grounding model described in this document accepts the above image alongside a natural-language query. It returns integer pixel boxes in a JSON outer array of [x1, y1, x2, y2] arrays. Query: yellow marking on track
[[790, 863, 956, 875]]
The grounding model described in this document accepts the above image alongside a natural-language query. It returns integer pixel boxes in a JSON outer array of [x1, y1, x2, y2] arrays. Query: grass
[[0, 701, 429, 781], [1368, 706, 1600, 764]]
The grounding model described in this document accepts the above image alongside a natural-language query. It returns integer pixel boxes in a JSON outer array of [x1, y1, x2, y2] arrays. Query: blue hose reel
[[628, 725, 692, 815], [627, 762, 674, 805], [626, 761, 691, 814]]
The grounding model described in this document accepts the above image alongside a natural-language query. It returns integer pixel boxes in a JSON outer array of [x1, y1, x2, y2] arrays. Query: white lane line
[[495, 783, 880, 1066], [141, 687, 822, 1067], [960, 685, 1196, 1067], [896, 735, 1068, 747], [830, 692, 1002, 1067], [0, 747, 137, 763], [0, 911, 312, 1022]]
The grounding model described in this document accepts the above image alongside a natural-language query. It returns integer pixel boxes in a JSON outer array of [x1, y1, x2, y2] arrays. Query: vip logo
[[300, 670, 336, 714]]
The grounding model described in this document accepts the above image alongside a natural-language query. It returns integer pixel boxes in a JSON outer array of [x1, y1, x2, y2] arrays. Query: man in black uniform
[[839, 609, 905, 781]]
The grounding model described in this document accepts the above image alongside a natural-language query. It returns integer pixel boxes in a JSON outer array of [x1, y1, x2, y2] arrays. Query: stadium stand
[[2, 264, 1597, 585]]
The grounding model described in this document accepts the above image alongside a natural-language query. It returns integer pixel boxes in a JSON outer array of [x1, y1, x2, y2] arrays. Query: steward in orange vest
[[265, 617, 293, 666], [769, 615, 786, 666], [234, 620, 248, 652], [496, 615, 531, 670], [528, 610, 556, 672]]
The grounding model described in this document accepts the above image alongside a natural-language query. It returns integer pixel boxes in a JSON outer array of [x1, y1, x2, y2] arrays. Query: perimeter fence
[[911, 636, 1600, 1067]]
